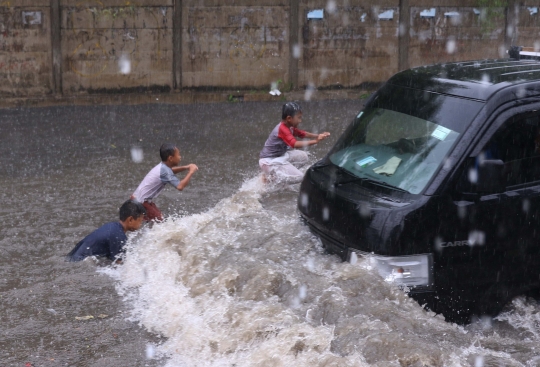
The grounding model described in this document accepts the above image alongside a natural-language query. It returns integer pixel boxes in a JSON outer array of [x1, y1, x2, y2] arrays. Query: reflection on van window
[[329, 108, 459, 194]]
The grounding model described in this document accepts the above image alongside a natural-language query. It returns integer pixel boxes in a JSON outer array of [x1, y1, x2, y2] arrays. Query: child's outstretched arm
[[304, 131, 330, 139], [293, 132, 330, 148], [172, 164, 196, 174], [176, 164, 198, 191]]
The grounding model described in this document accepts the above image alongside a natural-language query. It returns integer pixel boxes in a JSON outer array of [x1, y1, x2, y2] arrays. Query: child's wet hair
[[119, 199, 146, 221], [282, 102, 302, 120], [160, 143, 177, 161]]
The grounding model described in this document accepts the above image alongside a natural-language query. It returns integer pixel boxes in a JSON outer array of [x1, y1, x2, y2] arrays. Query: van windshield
[[329, 108, 459, 194]]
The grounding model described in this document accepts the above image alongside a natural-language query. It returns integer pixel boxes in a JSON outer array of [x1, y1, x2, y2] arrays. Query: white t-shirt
[[132, 163, 180, 202]]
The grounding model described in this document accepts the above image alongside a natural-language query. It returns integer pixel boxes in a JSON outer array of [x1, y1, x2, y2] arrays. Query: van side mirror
[[475, 159, 505, 194]]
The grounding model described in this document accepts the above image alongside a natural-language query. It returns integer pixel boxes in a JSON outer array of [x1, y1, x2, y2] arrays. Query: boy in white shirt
[[131, 143, 198, 221]]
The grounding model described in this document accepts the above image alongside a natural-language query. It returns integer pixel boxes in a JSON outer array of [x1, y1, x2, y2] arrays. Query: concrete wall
[[408, 5, 505, 67], [61, 0, 173, 94], [299, 0, 400, 88], [182, 0, 290, 89], [0, 0, 52, 96], [1, 0, 540, 97]]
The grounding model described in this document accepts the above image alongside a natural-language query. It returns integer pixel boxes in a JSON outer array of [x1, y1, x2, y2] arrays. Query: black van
[[298, 48, 540, 323]]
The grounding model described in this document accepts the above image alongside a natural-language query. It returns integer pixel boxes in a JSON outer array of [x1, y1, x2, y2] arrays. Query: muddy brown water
[[1, 100, 540, 367]]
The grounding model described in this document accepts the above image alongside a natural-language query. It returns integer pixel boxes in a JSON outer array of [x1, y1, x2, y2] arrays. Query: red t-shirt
[[278, 122, 306, 147], [260, 122, 306, 158]]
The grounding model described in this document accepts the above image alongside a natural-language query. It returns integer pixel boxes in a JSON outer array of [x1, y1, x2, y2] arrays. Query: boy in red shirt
[[259, 102, 330, 183]]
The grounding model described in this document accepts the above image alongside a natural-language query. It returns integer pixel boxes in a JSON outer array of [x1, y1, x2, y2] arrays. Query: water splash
[[102, 176, 540, 366]]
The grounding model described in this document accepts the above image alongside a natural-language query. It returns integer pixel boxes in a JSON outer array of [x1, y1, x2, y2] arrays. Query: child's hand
[[188, 164, 199, 173], [317, 132, 330, 142]]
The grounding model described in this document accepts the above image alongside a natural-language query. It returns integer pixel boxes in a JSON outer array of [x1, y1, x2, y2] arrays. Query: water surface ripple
[[1, 101, 539, 366]]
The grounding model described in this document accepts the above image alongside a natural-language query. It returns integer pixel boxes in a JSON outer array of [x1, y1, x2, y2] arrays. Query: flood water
[[2, 100, 540, 367]]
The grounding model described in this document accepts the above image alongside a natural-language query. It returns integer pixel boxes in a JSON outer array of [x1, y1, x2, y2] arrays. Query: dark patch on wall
[[183, 85, 270, 92], [85, 85, 171, 95]]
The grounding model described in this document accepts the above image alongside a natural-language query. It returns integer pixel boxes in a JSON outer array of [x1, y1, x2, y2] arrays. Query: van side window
[[481, 112, 540, 187]]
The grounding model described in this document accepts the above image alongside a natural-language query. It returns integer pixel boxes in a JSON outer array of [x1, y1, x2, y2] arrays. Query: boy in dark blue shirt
[[67, 200, 146, 262]]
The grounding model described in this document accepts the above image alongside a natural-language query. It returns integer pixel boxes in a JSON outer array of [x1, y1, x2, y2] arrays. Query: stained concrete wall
[[408, 1, 506, 68], [60, 0, 173, 94], [0, 0, 52, 96], [299, 0, 400, 88], [1, 0, 540, 97], [182, 0, 290, 89], [515, 5, 540, 49]]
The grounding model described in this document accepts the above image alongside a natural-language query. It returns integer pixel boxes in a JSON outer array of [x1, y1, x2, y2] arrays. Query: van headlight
[[369, 254, 433, 288]]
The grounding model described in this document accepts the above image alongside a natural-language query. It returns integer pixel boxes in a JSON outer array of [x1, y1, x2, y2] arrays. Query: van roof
[[388, 59, 540, 101]]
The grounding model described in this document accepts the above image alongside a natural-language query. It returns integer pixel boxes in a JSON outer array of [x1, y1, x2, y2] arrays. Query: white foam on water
[[102, 176, 540, 366]]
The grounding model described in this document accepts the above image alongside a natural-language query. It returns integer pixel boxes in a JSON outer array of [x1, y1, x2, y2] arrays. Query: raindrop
[[443, 157, 453, 170], [481, 73, 490, 85], [292, 43, 301, 59], [305, 257, 315, 271], [349, 251, 358, 264], [299, 285, 307, 299], [468, 230, 485, 246], [523, 198, 530, 213], [506, 25, 513, 37], [477, 151, 487, 165], [535, 41, 540, 52], [359, 202, 371, 218], [326, 0, 337, 14], [479, 315, 492, 330], [146, 344, 155, 359], [399, 23, 406, 35], [468, 168, 478, 184], [434, 236, 443, 253], [446, 38, 456, 54], [320, 67, 328, 80], [322, 207, 330, 221], [304, 83, 316, 101], [130, 146, 144, 163], [498, 45, 507, 58], [474, 355, 484, 367], [119, 55, 131, 75], [300, 192, 309, 207], [516, 88, 527, 98]]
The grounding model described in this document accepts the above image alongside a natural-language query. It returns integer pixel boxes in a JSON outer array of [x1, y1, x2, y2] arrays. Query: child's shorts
[[259, 150, 309, 183], [142, 201, 164, 222]]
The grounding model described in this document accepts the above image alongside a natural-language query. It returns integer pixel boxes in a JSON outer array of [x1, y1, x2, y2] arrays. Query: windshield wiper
[[334, 176, 366, 186], [331, 166, 366, 186], [362, 178, 408, 193], [311, 163, 330, 171], [333, 170, 408, 193]]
